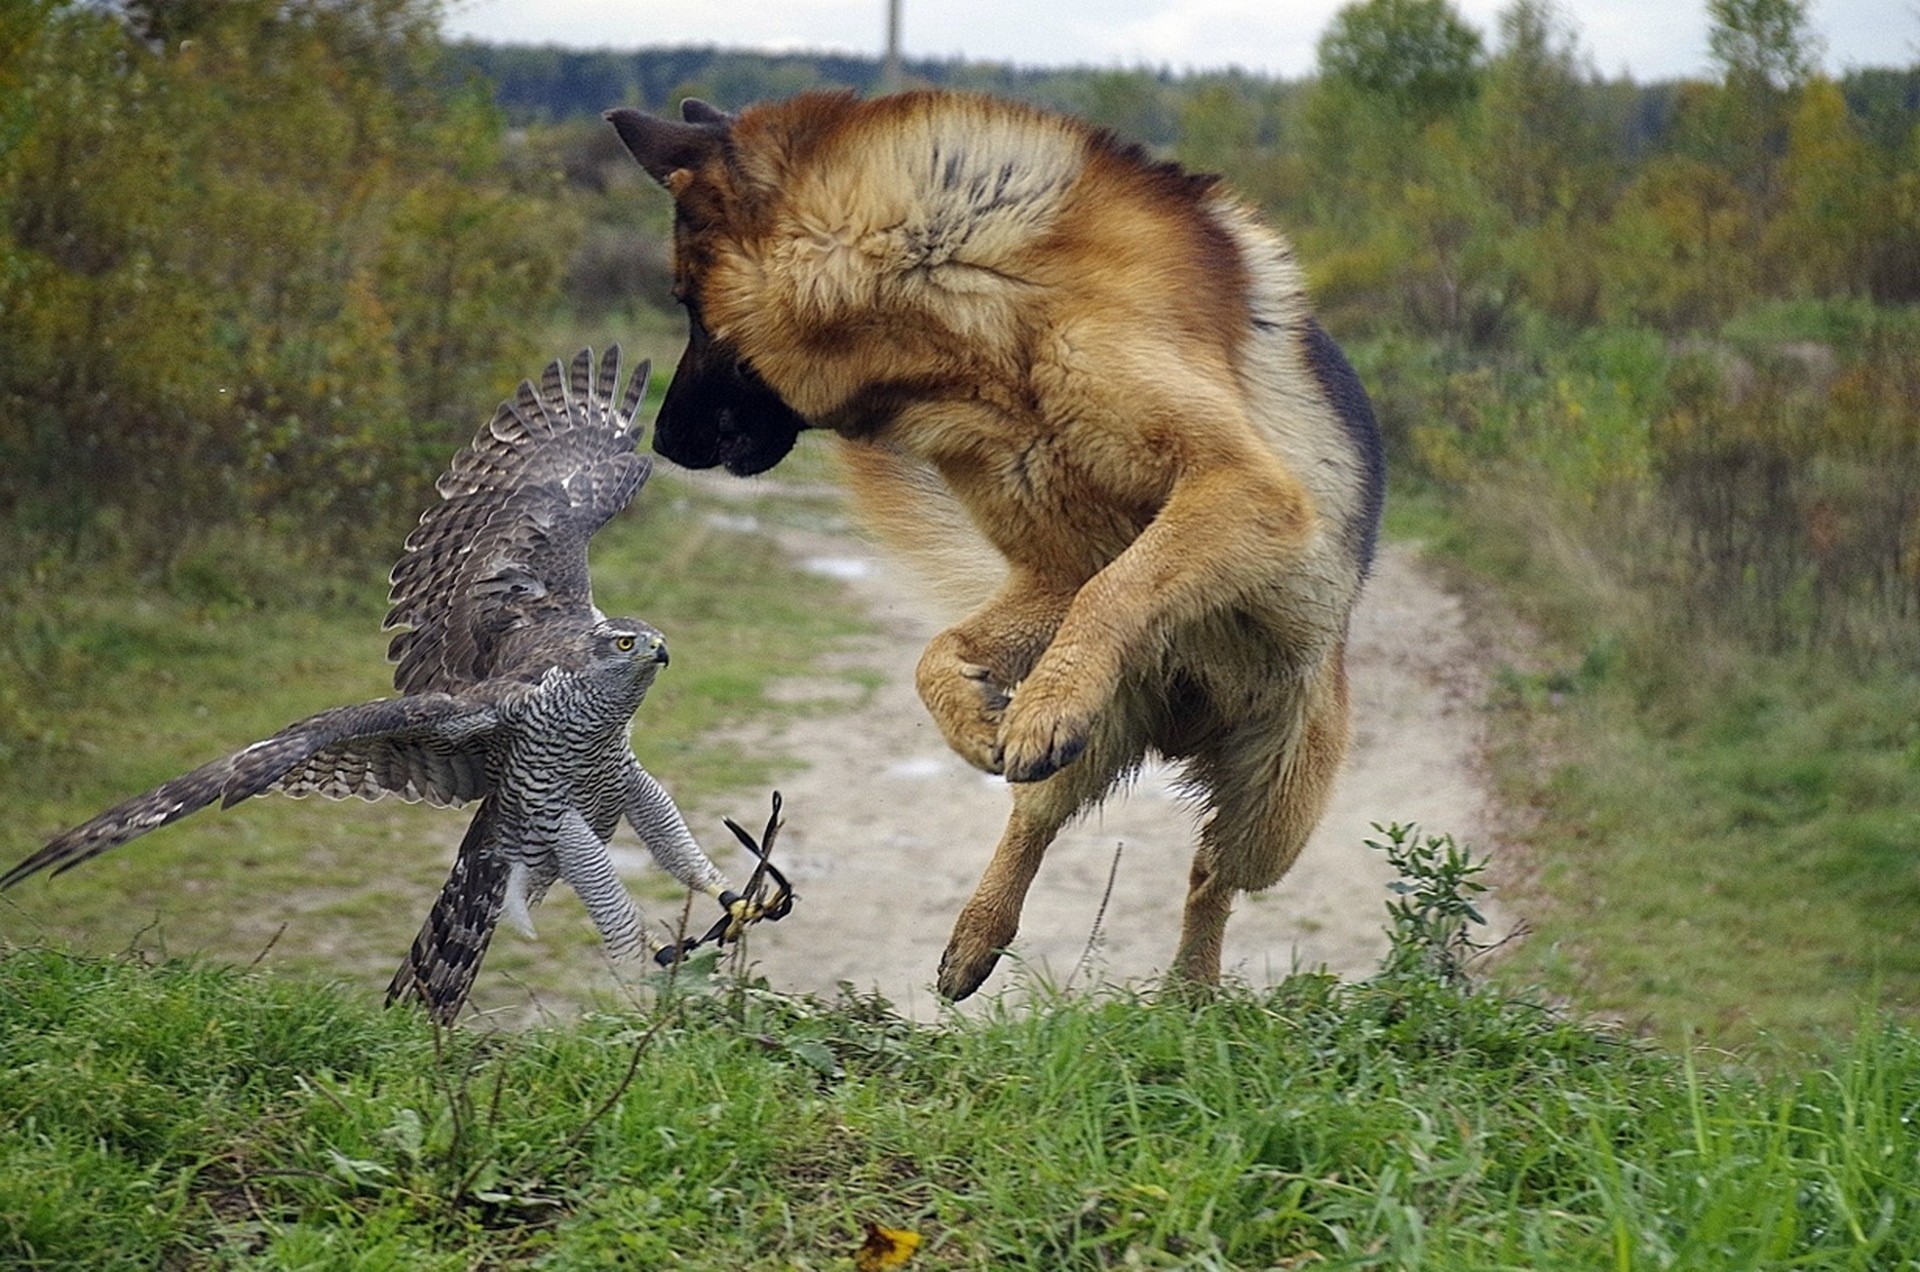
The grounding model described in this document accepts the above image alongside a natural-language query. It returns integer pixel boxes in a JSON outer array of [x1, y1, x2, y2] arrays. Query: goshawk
[[2, 347, 781, 1022]]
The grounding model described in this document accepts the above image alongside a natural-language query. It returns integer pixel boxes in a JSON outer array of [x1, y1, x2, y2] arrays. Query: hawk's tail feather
[[423, 346, 647, 506], [508, 380, 552, 441], [386, 799, 509, 1026]]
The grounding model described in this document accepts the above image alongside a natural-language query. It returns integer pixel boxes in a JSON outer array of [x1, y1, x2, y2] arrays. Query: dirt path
[[688, 488, 1510, 1016]]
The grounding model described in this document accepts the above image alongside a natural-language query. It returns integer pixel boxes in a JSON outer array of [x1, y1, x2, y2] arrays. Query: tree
[[1602, 156, 1756, 329], [1078, 70, 1177, 146], [1316, 0, 1484, 127], [1177, 82, 1259, 175], [1689, 0, 1824, 217], [0, 1, 571, 567], [1707, 0, 1820, 93], [1302, 0, 1506, 340], [1767, 77, 1878, 296], [1457, 0, 1619, 324], [1479, 0, 1604, 224]]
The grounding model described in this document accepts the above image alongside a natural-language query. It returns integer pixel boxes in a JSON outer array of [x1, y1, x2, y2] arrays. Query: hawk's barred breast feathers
[[8, 349, 756, 1025]]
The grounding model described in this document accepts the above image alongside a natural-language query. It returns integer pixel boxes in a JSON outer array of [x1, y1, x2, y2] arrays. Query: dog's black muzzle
[[653, 316, 810, 478]]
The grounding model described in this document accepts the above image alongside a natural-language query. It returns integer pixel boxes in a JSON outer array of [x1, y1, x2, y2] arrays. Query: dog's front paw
[[997, 705, 1090, 783], [916, 642, 1013, 774], [997, 653, 1108, 783]]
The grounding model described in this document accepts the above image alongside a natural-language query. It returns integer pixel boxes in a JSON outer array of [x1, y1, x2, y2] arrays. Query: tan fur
[[625, 90, 1381, 999]]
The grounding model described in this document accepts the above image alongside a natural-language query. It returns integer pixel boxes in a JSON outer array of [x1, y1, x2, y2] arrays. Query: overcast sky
[[441, 0, 1908, 84]]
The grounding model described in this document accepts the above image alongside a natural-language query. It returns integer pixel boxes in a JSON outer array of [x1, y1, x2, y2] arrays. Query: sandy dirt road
[[670, 486, 1510, 1017]]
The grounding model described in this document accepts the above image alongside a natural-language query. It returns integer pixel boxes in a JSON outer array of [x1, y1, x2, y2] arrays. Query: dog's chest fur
[[702, 93, 1366, 604]]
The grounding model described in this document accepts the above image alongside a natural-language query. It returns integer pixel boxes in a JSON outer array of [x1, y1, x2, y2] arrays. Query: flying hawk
[[3, 347, 784, 1022]]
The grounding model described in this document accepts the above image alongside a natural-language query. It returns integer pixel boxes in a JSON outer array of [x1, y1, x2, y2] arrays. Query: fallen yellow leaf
[[854, 1221, 922, 1270]]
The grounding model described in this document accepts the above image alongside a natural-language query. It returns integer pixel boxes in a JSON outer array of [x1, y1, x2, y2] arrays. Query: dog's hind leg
[[1173, 645, 1352, 988], [935, 706, 1145, 1000]]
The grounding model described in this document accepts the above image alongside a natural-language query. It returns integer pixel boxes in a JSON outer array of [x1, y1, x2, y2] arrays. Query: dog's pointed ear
[[680, 98, 735, 127], [603, 106, 728, 185]]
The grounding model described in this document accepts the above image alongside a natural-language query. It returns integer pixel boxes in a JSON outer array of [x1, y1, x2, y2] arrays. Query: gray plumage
[[5, 348, 744, 1023]]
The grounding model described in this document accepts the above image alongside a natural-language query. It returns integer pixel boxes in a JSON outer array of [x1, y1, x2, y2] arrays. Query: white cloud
[[1087, 0, 1341, 72], [440, 0, 1905, 83]]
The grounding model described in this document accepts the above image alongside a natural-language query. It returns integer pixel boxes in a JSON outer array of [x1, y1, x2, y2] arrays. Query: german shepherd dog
[[607, 91, 1385, 1000]]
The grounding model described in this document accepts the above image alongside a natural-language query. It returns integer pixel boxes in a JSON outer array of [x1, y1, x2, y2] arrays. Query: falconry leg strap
[[654, 791, 794, 965]]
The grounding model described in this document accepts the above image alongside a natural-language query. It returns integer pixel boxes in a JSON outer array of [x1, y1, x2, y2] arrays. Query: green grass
[[1410, 481, 1920, 1051], [10, 318, 1920, 1261], [4, 943, 1918, 1268], [0, 471, 865, 1018], [1491, 652, 1920, 1049]]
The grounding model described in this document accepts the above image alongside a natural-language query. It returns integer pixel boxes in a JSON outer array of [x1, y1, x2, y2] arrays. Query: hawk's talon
[[722, 890, 759, 940], [671, 792, 795, 957], [720, 791, 794, 927]]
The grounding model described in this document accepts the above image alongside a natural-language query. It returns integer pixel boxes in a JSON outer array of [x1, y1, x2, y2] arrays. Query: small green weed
[[1371, 822, 1492, 987]]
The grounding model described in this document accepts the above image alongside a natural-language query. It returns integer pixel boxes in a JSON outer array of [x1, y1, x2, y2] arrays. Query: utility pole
[[881, 0, 902, 94]]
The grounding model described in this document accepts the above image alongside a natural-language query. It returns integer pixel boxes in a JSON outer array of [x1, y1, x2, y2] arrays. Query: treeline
[[452, 38, 1920, 156], [451, 43, 1131, 125], [7, 0, 1920, 670], [448, 28, 1920, 315], [1240, 0, 1920, 668]]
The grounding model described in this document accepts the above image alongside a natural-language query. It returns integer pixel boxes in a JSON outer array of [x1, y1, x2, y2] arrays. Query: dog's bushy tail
[[833, 439, 1003, 616]]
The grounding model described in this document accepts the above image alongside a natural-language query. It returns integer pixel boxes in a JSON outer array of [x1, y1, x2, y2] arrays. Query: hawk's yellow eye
[[614, 635, 637, 652]]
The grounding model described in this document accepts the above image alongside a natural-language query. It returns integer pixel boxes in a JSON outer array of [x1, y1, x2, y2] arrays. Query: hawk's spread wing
[[386, 347, 653, 694], [1, 685, 525, 890]]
